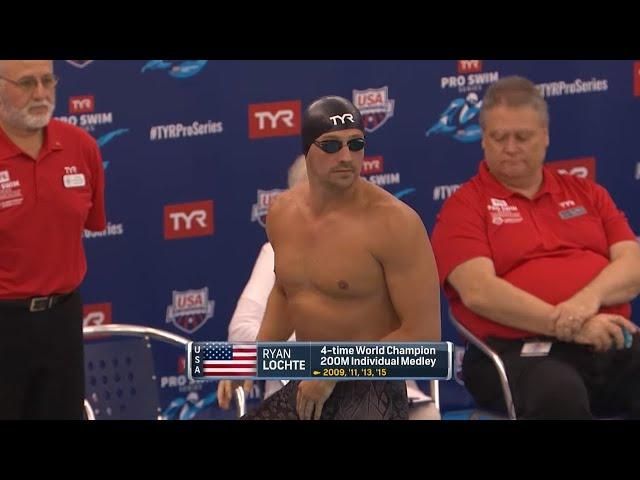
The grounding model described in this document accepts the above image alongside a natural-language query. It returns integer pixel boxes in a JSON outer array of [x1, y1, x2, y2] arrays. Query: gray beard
[[0, 102, 55, 132]]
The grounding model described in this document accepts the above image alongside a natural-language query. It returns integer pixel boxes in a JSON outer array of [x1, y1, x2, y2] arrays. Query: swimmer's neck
[[307, 178, 363, 216]]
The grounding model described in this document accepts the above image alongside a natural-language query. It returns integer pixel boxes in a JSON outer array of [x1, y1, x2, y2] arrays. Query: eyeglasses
[[313, 137, 366, 154], [0, 74, 59, 93]]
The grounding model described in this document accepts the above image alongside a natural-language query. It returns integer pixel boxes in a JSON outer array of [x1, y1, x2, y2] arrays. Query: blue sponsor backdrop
[[56, 60, 640, 417]]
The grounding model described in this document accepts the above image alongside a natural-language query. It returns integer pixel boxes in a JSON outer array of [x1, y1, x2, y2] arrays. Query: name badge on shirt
[[558, 206, 587, 220], [521, 341, 552, 357], [63, 173, 86, 188]]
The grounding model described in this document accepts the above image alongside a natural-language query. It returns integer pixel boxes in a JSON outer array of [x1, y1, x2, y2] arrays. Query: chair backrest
[[84, 337, 160, 419], [84, 328, 291, 420], [83, 324, 190, 420]]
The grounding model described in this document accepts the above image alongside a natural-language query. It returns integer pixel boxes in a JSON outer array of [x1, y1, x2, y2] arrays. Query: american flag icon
[[202, 343, 257, 377]]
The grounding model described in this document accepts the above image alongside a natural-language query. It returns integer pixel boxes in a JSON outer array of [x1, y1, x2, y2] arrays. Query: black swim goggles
[[313, 137, 366, 154]]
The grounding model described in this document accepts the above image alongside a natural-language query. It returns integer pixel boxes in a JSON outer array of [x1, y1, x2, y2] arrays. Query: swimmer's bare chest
[[273, 205, 400, 340], [275, 215, 384, 298]]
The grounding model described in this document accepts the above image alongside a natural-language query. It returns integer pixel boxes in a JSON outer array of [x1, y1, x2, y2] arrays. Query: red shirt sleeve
[[588, 182, 636, 246], [431, 188, 492, 287]]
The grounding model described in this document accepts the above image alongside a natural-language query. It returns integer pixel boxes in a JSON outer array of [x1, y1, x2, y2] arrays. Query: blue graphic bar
[[187, 342, 452, 381]]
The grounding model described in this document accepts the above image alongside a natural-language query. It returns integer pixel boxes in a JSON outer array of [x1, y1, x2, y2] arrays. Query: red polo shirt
[[431, 161, 636, 340], [0, 119, 106, 298]]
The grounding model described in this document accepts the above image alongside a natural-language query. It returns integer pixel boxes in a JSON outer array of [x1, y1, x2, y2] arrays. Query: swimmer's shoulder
[[362, 182, 427, 235]]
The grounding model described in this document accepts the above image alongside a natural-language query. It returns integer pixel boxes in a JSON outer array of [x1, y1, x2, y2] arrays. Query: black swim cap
[[302, 96, 365, 155]]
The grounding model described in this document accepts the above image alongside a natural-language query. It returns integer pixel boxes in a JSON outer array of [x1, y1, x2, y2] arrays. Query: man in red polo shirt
[[431, 76, 640, 419], [0, 60, 106, 419]]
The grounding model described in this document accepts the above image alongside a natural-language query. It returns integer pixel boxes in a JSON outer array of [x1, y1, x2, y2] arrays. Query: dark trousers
[[0, 291, 84, 419], [462, 335, 640, 419]]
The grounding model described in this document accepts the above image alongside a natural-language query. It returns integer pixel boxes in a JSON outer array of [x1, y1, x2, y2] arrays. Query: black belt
[[0, 292, 74, 312]]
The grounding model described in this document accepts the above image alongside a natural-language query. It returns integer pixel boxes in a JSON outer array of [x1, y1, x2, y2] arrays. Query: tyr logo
[[169, 210, 207, 230], [329, 113, 355, 125]]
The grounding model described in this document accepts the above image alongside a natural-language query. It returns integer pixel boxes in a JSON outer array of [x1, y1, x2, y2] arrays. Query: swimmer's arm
[[257, 197, 294, 342], [256, 280, 294, 342], [375, 206, 441, 342]]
